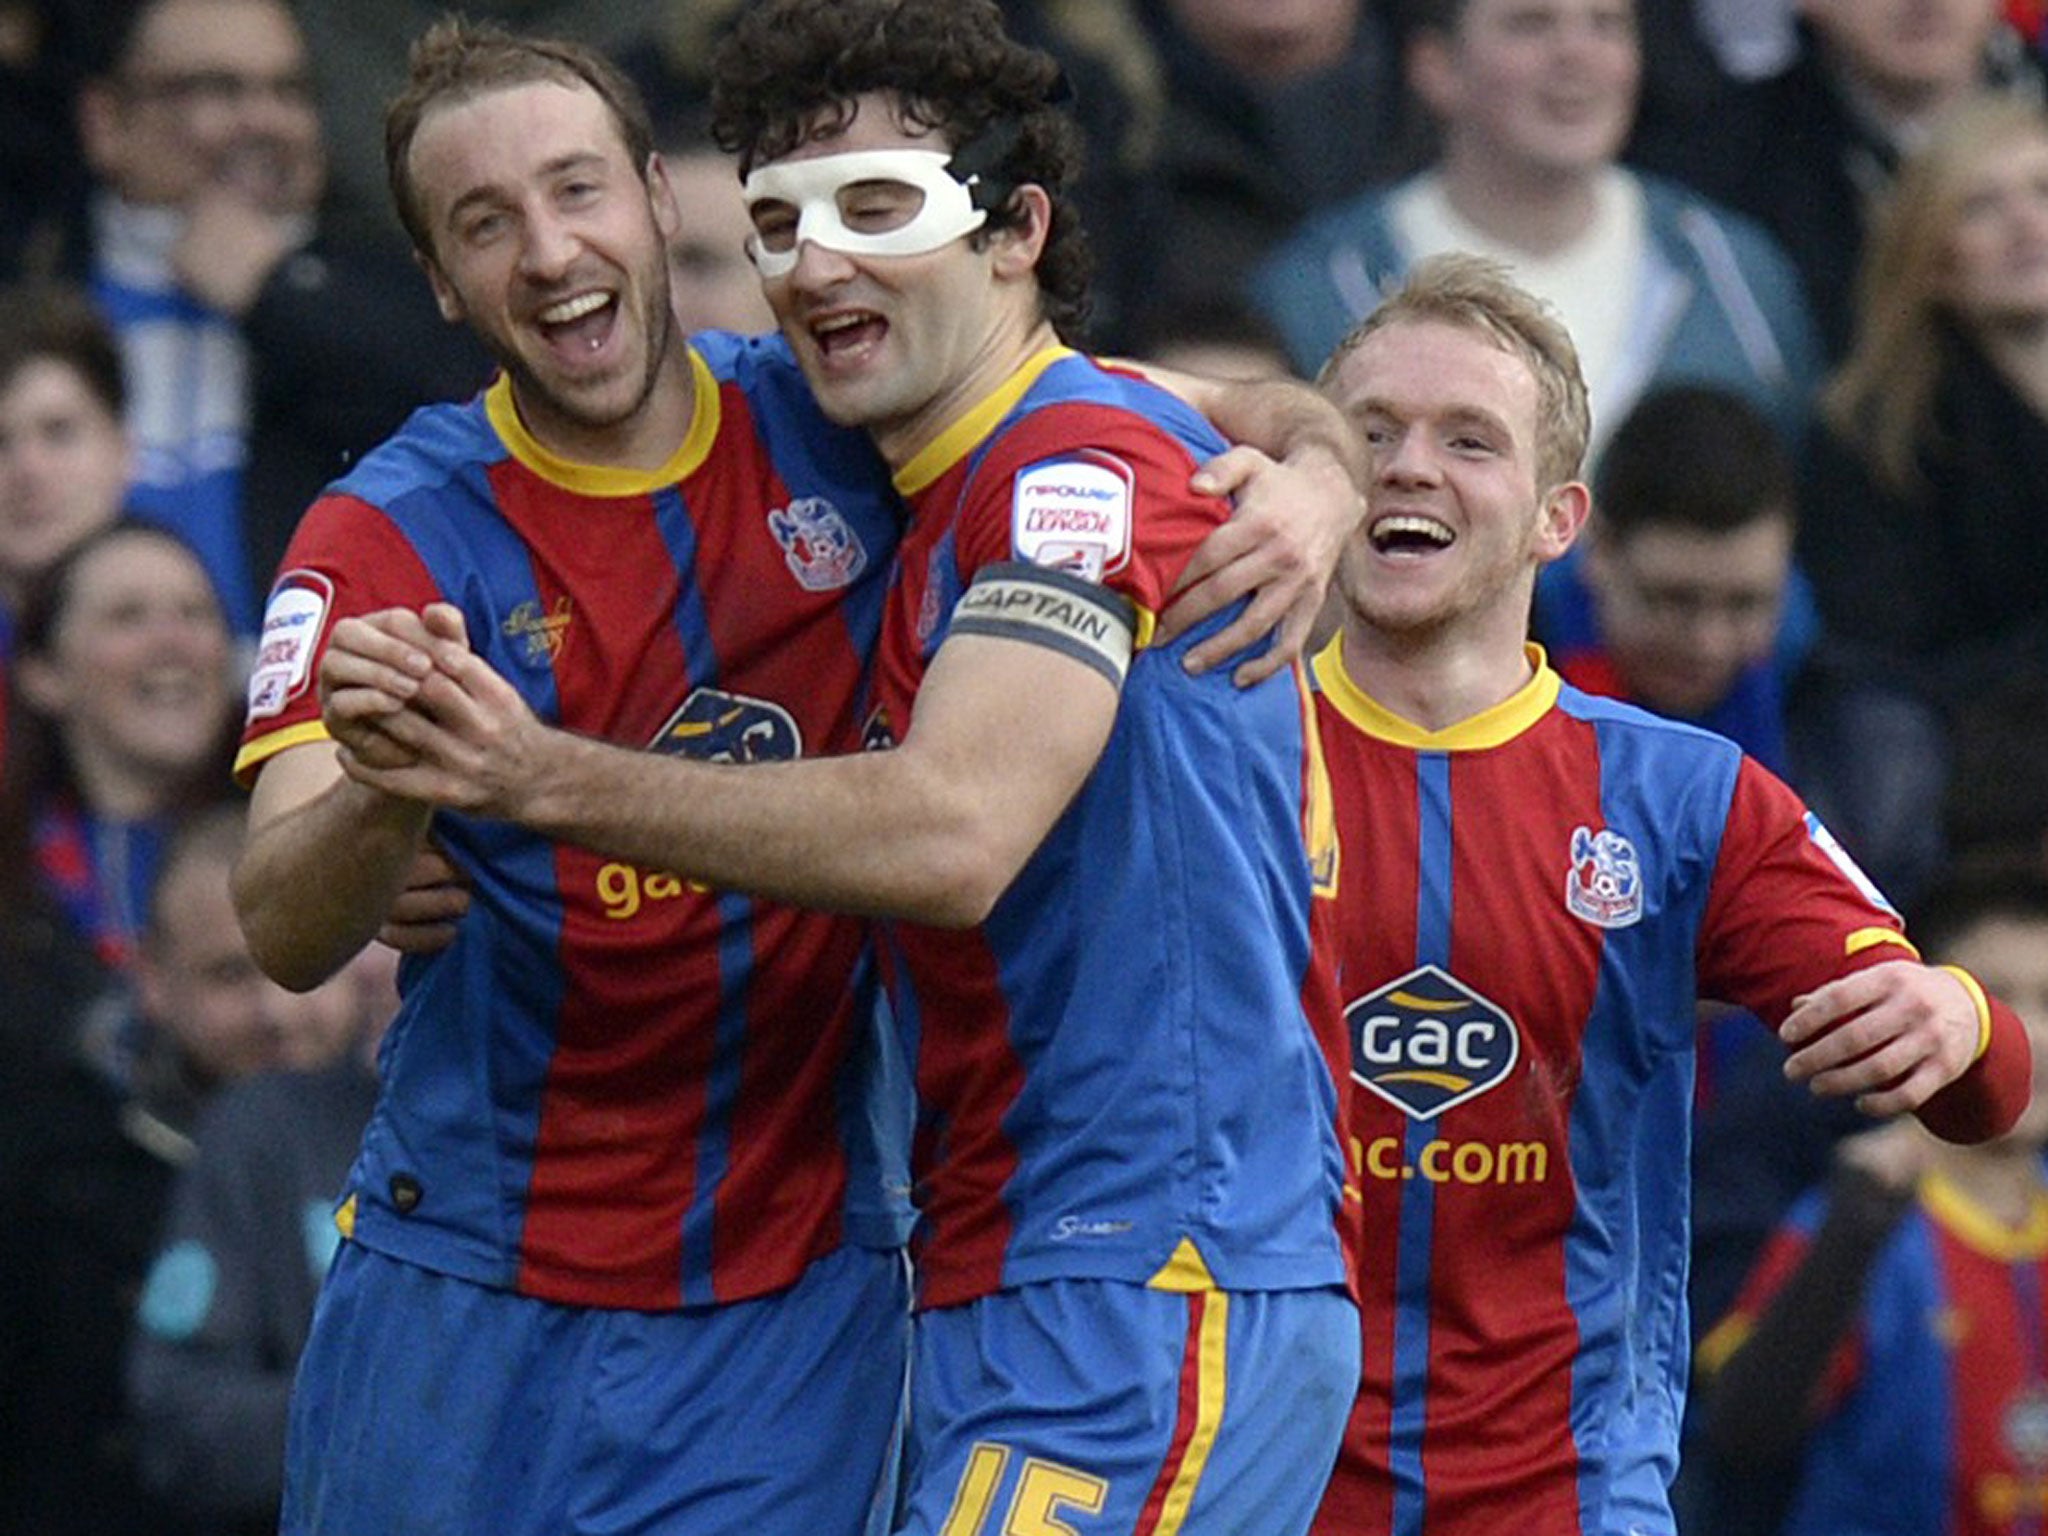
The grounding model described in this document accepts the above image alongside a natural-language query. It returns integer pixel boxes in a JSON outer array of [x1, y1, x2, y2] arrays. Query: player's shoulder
[[1549, 677, 1763, 820], [686, 327, 799, 403], [997, 354, 1224, 472], [1553, 677, 1748, 760], [326, 394, 501, 513], [687, 329, 887, 481]]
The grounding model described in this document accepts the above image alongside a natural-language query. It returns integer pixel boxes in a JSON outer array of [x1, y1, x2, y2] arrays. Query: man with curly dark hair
[[707, 0, 1095, 348], [707, 3, 1362, 1528]]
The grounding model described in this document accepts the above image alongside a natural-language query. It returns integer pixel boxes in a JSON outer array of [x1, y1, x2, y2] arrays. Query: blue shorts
[[283, 1241, 911, 1536], [895, 1281, 1357, 1535]]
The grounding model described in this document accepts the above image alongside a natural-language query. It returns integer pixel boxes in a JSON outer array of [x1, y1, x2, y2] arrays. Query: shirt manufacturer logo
[[502, 597, 573, 663]]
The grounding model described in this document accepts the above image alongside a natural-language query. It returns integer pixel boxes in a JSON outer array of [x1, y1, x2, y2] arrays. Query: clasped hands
[[318, 602, 547, 819]]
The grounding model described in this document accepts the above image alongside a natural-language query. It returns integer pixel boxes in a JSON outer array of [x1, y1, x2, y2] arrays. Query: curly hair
[[707, 0, 1092, 342]]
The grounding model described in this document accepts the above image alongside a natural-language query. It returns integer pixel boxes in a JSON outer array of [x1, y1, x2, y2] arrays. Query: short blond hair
[[1318, 252, 1591, 492]]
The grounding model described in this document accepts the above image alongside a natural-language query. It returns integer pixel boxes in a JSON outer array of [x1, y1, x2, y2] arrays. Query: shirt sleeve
[[234, 494, 443, 784], [1700, 755, 2031, 1142], [951, 401, 1225, 621]]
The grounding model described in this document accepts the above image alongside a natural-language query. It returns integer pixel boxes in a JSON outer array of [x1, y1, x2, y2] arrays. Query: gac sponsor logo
[[1348, 964, 1518, 1120], [1351, 1133, 1551, 1187], [649, 687, 800, 763], [593, 862, 707, 921]]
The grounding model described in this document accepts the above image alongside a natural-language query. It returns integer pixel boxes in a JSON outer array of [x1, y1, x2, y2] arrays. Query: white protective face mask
[[741, 148, 989, 277]]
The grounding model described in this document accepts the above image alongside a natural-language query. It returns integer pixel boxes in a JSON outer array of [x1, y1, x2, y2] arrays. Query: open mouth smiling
[[537, 289, 617, 352], [810, 309, 887, 359], [1370, 514, 1455, 554]]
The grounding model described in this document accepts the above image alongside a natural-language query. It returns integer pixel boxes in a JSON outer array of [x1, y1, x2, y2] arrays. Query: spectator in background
[[71, 0, 483, 635], [72, 0, 320, 633], [1699, 859, 2048, 1536], [654, 119, 775, 335], [0, 520, 237, 974], [0, 1, 95, 282], [127, 943, 397, 1536], [1251, 0, 1823, 464], [1796, 94, 2048, 912], [0, 283, 132, 765], [1537, 383, 1802, 772], [1641, 0, 2043, 363], [0, 802, 353, 1536], [1123, 0, 1421, 346], [291, 0, 667, 250], [1125, 294, 1298, 381]]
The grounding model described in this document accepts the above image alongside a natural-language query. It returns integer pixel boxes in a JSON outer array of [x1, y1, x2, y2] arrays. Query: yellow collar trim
[[1922, 1168, 2048, 1261], [484, 346, 720, 497], [1310, 637, 1559, 750], [893, 345, 1075, 496]]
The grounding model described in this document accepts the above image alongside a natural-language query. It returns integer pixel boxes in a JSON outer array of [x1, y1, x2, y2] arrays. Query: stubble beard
[[507, 262, 678, 441]]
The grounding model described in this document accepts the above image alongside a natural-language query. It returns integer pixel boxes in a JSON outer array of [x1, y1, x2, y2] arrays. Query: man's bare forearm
[[236, 753, 434, 990], [489, 728, 1015, 927], [1141, 363, 1367, 486]]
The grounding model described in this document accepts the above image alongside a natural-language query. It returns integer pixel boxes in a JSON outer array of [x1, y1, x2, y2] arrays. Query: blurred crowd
[[1, 1, 2046, 1533]]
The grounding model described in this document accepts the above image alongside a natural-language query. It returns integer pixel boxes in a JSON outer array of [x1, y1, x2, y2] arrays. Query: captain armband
[[949, 560, 1139, 689]]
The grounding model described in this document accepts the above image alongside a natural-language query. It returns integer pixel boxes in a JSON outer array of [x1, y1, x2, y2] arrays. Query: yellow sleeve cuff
[[1938, 964, 1993, 1065]]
